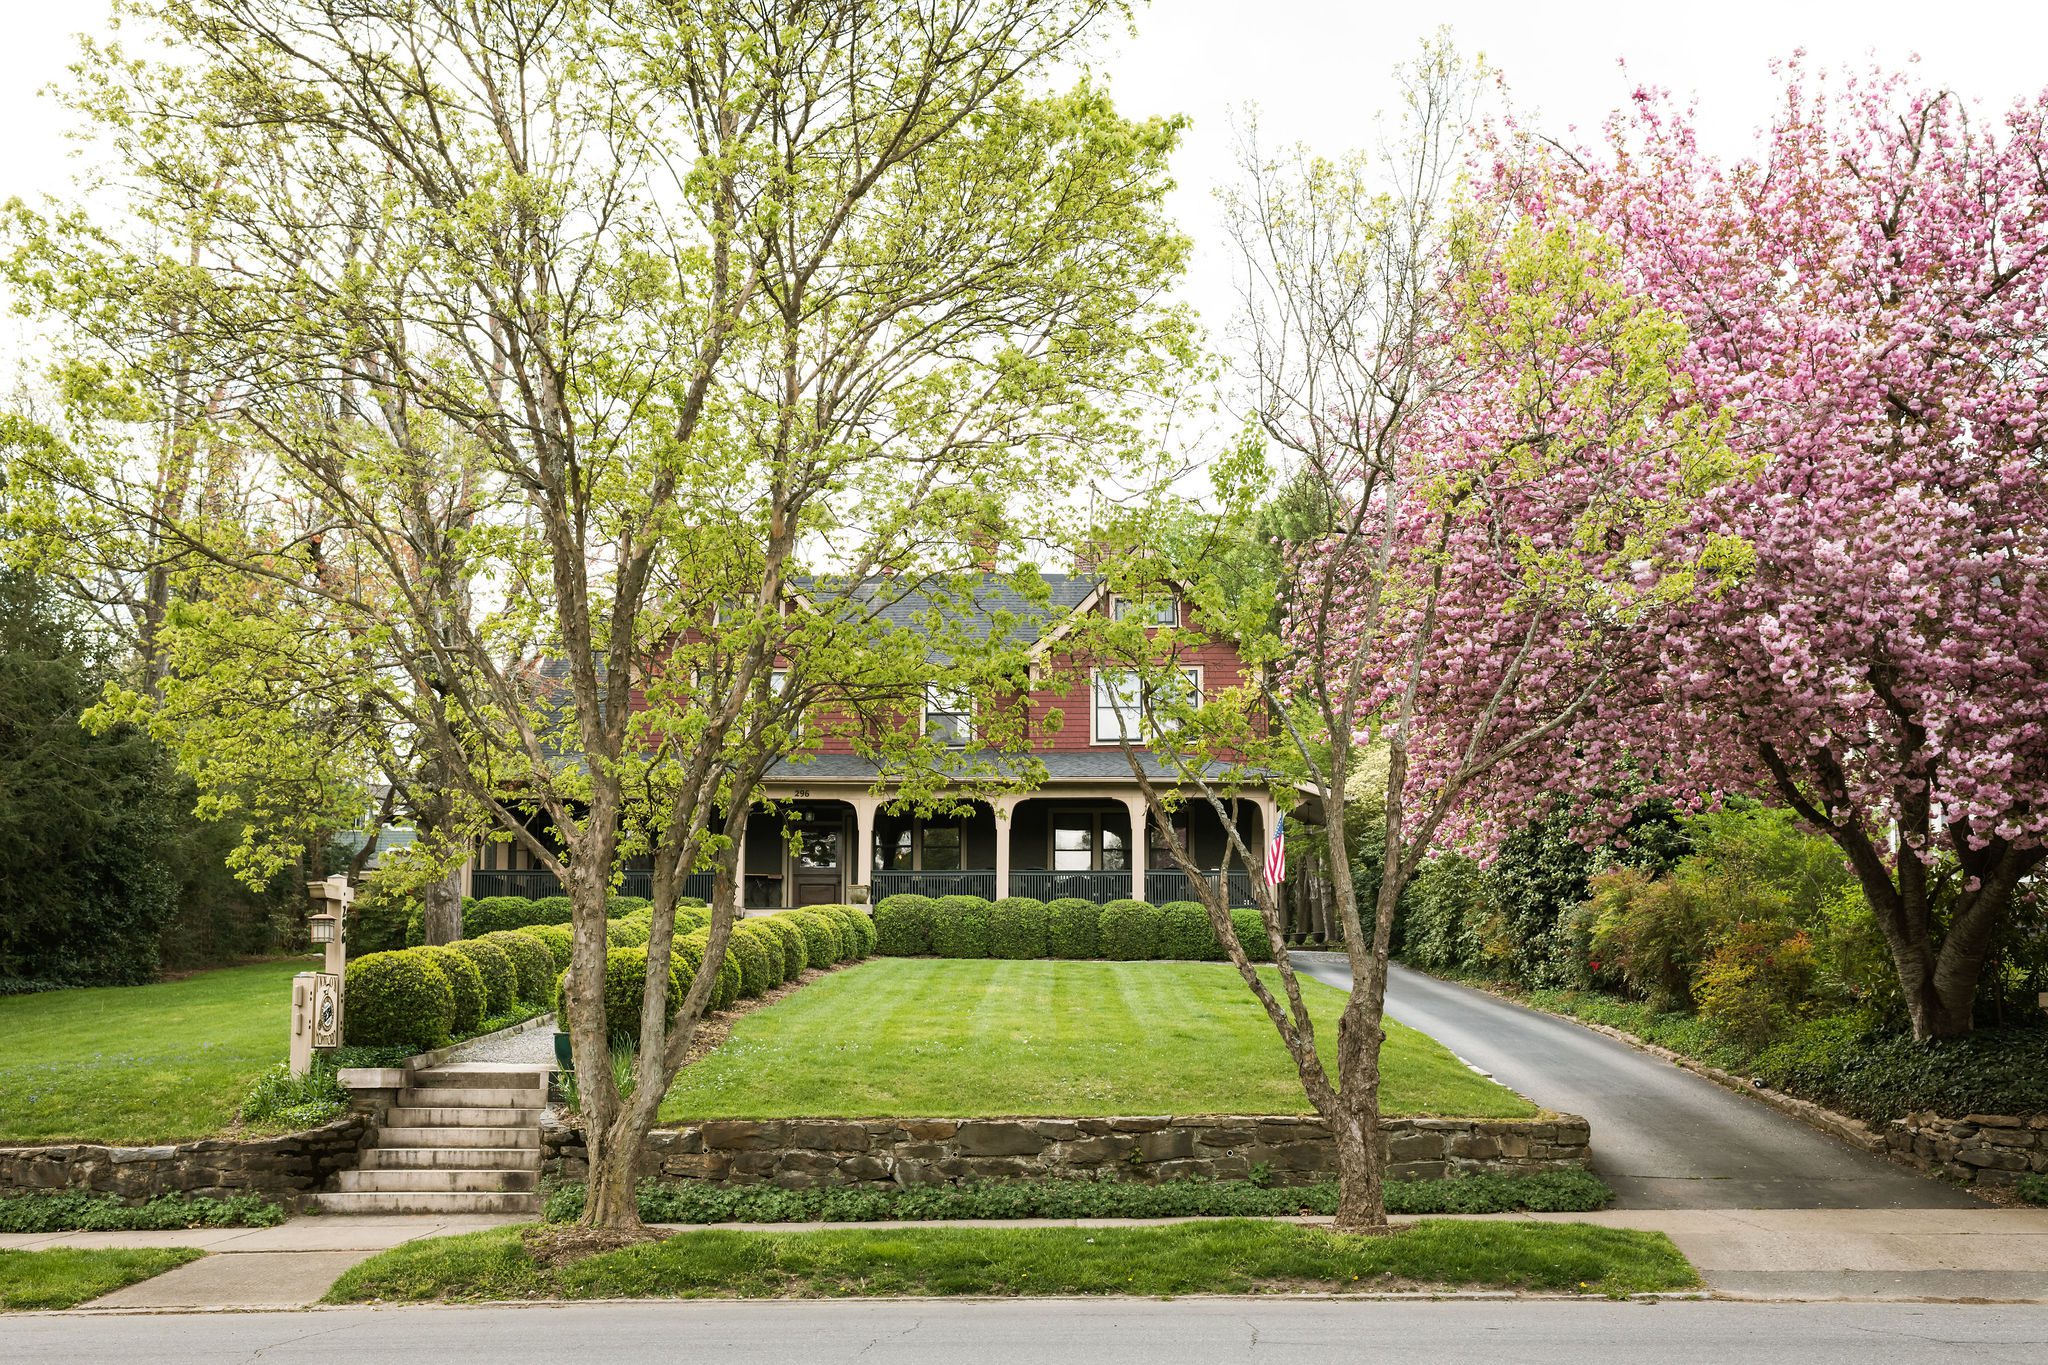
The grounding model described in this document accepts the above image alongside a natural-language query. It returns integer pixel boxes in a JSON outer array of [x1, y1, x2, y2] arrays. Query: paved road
[[1292, 955, 1979, 1210], [15, 1300, 2048, 1363]]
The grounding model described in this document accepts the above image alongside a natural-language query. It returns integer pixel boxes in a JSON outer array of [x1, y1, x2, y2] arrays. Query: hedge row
[[872, 895, 1272, 963], [555, 905, 876, 1046], [406, 891, 706, 944]]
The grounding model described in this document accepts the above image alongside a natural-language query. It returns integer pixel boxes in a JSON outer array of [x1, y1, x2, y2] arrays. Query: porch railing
[[1008, 870, 1132, 904], [870, 869, 998, 901], [1145, 868, 1262, 908]]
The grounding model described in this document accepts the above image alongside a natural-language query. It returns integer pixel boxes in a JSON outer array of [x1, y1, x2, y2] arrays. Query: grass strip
[[0, 1191, 285, 1234], [326, 1219, 1697, 1304], [0, 1247, 204, 1311], [543, 1170, 1613, 1224]]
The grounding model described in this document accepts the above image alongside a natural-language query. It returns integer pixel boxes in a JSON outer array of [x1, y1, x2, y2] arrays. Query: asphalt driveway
[[1291, 954, 1979, 1210]]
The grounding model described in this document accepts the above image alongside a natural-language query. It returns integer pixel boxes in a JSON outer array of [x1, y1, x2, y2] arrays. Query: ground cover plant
[[325, 1219, 1696, 1303], [0, 1247, 204, 1311], [541, 1170, 1613, 1224], [0, 957, 315, 1143], [660, 959, 1533, 1121], [0, 1191, 284, 1233]]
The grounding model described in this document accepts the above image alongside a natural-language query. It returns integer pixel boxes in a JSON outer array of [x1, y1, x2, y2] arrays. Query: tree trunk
[[581, 1129, 642, 1230], [421, 871, 463, 946], [1329, 1101, 1388, 1234]]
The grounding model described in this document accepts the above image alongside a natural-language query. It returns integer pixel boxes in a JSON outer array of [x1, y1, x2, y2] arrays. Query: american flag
[[1265, 812, 1286, 885]]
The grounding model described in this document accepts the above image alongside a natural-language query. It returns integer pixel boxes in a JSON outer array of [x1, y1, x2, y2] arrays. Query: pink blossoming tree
[[1522, 64, 2048, 1039]]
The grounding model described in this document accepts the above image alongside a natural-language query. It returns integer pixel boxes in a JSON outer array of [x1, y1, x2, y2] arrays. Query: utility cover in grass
[[660, 959, 1535, 1121]]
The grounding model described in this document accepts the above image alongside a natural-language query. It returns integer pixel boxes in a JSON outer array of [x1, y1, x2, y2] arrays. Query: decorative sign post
[[290, 874, 353, 1077]]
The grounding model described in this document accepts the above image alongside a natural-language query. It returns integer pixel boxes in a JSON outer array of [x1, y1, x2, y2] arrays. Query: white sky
[[3, 1, 2045, 386]]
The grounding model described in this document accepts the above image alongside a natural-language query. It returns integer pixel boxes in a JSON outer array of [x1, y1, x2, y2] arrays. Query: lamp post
[[290, 875, 353, 1077]]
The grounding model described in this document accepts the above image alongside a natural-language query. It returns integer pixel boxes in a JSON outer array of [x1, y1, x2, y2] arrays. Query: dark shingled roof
[[797, 571, 1101, 650]]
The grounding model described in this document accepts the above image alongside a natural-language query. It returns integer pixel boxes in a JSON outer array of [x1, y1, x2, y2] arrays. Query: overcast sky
[[3, 1, 2045, 381]]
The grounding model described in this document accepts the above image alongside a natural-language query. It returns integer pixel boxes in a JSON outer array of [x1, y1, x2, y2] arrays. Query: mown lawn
[[0, 959, 315, 1144], [326, 1220, 1697, 1303], [0, 1247, 203, 1311], [661, 959, 1535, 1121]]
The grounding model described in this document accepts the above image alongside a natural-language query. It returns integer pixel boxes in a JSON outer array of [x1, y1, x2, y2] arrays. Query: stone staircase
[[310, 1063, 548, 1215]]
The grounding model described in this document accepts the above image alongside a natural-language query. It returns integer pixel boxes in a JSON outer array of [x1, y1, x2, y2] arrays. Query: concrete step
[[336, 1168, 537, 1193], [382, 1105, 536, 1128], [397, 1087, 545, 1110], [379, 1125, 541, 1148], [305, 1190, 542, 1216], [363, 1146, 541, 1171], [414, 1065, 550, 1090]]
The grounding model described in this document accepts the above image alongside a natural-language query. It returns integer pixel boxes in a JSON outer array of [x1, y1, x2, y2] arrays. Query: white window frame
[[1091, 666, 1202, 745], [1111, 593, 1178, 627], [923, 684, 972, 748]]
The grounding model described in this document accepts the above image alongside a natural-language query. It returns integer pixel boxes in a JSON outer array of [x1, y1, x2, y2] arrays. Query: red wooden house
[[467, 571, 1276, 910]]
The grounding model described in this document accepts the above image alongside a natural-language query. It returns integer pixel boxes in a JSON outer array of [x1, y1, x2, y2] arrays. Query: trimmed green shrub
[[450, 938, 518, 1017], [606, 895, 652, 917], [344, 950, 454, 1050], [678, 895, 709, 908], [1159, 900, 1223, 960], [464, 896, 533, 936], [528, 895, 574, 926], [415, 945, 486, 1036], [811, 905, 875, 959], [605, 916, 651, 948], [674, 930, 744, 1010], [675, 906, 713, 935], [724, 924, 774, 998], [781, 911, 845, 967], [733, 921, 787, 989], [480, 931, 554, 1004], [1098, 898, 1164, 960], [553, 947, 686, 1048], [1046, 898, 1100, 958], [757, 914, 809, 979], [1229, 908, 1274, 962], [987, 897, 1048, 959], [518, 922, 573, 971], [929, 895, 993, 958], [873, 894, 935, 955]]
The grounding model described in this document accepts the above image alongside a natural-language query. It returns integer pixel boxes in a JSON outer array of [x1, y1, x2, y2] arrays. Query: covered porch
[[755, 782, 1275, 909]]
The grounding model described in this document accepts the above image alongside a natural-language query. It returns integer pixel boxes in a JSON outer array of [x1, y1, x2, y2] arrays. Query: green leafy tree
[[15, 0, 1189, 1228]]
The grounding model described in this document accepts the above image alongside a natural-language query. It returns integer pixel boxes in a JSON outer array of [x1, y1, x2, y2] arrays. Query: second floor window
[[925, 686, 971, 748], [1093, 668, 1200, 744], [1112, 594, 1177, 626]]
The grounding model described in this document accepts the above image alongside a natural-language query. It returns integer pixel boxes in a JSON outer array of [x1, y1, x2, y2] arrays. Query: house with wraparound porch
[[465, 571, 1279, 911]]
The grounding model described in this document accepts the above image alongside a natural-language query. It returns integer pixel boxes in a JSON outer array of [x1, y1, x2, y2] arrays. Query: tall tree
[[1527, 63, 2048, 1038], [1089, 41, 1726, 1232], [24, 0, 1188, 1230]]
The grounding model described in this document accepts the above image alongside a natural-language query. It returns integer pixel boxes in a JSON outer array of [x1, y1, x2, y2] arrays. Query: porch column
[[1121, 791, 1148, 901], [993, 795, 1019, 900], [732, 811, 748, 914], [850, 794, 880, 903]]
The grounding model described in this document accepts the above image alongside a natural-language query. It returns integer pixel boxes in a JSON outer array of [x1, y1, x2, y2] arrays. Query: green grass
[[326, 1220, 1697, 1303], [542, 1170, 1615, 1224], [660, 959, 1534, 1121], [0, 1247, 203, 1311], [0, 958, 317, 1143]]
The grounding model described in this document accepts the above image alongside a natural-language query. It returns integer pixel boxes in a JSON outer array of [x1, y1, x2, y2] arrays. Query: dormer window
[[1112, 594, 1177, 627], [925, 685, 972, 748]]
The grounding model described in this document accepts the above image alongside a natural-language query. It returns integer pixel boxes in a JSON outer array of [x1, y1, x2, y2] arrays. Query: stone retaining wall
[[0, 1117, 367, 1207], [1886, 1112, 2048, 1187], [543, 1113, 1591, 1188]]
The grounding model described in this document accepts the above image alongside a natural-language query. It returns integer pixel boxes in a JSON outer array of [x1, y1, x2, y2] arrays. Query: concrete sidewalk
[[11, 1206, 2048, 1308]]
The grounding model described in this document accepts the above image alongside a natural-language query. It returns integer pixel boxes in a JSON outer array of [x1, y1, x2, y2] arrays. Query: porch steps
[[309, 1064, 548, 1216]]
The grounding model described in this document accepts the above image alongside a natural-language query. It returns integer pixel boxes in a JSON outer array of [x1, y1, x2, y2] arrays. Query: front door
[[791, 826, 843, 906]]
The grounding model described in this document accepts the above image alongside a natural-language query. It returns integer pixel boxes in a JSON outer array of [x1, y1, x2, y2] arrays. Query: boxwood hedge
[[1098, 898, 1164, 960], [553, 947, 686, 1047], [988, 897, 1049, 959], [415, 944, 487, 1035], [1045, 898, 1100, 958], [479, 931, 554, 1004], [872, 894, 934, 955], [733, 921, 787, 990], [1159, 900, 1223, 961], [518, 923, 573, 970], [344, 951, 455, 1050], [930, 895, 993, 958], [756, 914, 809, 979], [450, 938, 518, 1016], [674, 930, 744, 1011]]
